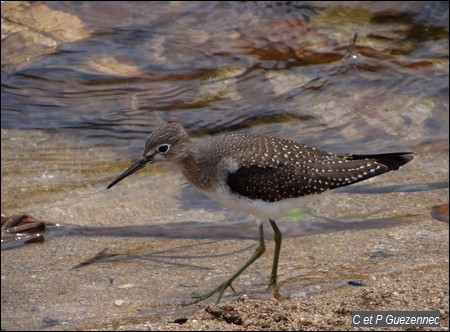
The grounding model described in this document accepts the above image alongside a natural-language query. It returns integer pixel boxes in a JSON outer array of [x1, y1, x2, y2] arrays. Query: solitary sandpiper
[[107, 123, 413, 304]]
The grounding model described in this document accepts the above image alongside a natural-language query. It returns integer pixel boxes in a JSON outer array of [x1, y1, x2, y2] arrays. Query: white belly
[[202, 183, 326, 221]]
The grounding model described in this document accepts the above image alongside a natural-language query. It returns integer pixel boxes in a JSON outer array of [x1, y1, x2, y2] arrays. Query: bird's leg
[[184, 223, 266, 305], [268, 219, 282, 287]]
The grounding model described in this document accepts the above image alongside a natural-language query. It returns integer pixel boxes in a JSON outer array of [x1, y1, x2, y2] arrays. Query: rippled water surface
[[3, 2, 448, 148], [1, 1, 448, 330]]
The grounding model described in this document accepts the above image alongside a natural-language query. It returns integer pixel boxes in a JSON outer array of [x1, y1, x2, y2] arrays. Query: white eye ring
[[157, 144, 171, 154]]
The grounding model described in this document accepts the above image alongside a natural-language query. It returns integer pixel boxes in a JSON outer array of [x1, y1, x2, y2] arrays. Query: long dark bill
[[107, 157, 147, 189]]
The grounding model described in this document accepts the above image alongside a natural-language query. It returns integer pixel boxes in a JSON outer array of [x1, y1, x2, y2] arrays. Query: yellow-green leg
[[268, 219, 282, 286], [184, 223, 266, 305]]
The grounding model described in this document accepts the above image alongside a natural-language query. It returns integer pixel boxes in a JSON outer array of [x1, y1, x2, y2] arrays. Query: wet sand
[[1, 128, 449, 331]]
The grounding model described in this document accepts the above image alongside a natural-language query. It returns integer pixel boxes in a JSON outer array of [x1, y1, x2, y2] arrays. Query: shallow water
[[1, 1, 448, 330], [2, 2, 448, 150]]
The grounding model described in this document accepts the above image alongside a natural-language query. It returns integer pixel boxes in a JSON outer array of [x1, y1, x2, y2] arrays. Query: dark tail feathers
[[348, 152, 414, 171]]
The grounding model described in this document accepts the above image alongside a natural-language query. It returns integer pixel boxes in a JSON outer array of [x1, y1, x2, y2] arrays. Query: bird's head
[[107, 123, 190, 189]]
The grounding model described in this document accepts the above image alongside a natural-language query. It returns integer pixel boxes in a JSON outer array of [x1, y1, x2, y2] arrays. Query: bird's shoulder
[[209, 133, 333, 168]]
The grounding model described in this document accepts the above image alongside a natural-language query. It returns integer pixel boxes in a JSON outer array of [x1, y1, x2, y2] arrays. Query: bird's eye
[[157, 144, 170, 154]]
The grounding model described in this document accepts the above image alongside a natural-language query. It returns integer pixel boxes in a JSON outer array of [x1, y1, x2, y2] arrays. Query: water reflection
[[2, 2, 448, 149]]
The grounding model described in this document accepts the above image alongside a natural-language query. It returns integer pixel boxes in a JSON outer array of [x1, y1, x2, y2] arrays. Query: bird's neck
[[174, 140, 217, 192]]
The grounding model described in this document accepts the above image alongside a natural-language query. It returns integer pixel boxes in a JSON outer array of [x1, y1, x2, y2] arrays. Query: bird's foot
[[266, 276, 281, 299], [268, 274, 277, 288], [183, 223, 266, 306], [182, 281, 236, 306]]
